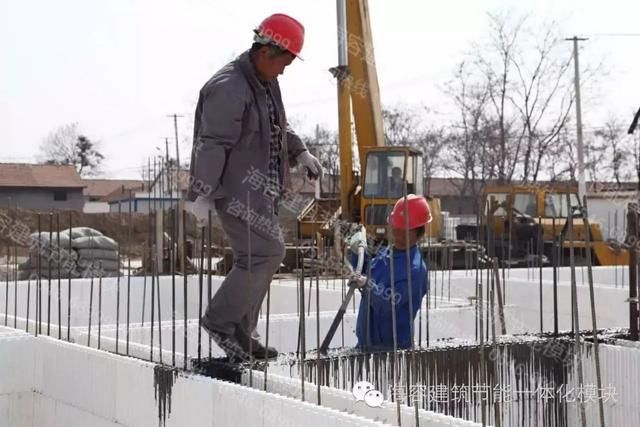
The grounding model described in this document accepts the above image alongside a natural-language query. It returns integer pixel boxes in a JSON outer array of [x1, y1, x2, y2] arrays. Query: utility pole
[[168, 114, 184, 173], [566, 36, 589, 200], [163, 137, 172, 199]]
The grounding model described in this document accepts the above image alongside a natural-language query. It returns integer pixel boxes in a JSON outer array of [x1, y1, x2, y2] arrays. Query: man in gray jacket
[[188, 13, 322, 360]]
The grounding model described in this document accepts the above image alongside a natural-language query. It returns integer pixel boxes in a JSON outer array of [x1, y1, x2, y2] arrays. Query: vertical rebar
[[67, 213, 72, 341], [98, 264, 102, 350], [47, 213, 52, 335], [126, 190, 132, 355], [197, 226, 204, 363], [628, 207, 639, 340], [580, 196, 606, 427], [207, 209, 212, 360], [87, 266, 94, 347], [315, 230, 321, 405], [115, 243, 121, 354], [388, 222, 402, 426], [13, 242, 17, 329], [155, 248, 163, 365], [538, 215, 543, 333], [150, 250, 156, 362], [56, 214, 61, 338], [172, 207, 176, 366], [263, 283, 271, 391], [182, 209, 188, 370], [402, 180, 419, 427], [141, 244, 147, 326], [37, 214, 41, 336], [4, 245, 9, 327], [26, 259, 31, 333], [552, 216, 558, 336], [298, 230, 306, 401], [567, 191, 587, 427], [492, 258, 506, 335], [246, 193, 253, 387]]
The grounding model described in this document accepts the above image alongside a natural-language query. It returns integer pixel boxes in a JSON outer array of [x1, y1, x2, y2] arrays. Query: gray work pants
[[202, 199, 284, 350]]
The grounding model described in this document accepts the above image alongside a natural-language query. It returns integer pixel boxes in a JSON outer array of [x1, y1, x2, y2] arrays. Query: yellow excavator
[[455, 184, 628, 266], [297, 0, 479, 268]]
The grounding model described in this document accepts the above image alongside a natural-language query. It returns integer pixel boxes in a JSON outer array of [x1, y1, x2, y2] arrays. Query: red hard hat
[[255, 13, 305, 58], [388, 194, 432, 230]]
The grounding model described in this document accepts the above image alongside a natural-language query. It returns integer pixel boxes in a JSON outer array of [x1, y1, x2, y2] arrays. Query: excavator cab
[[360, 147, 439, 240]]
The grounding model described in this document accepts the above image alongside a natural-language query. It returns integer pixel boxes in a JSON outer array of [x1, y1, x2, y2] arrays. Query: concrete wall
[[242, 370, 482, 427], [567, 341, 640, 427], [0, 266, 634, 360], [0, 329, 393, 427], [0, 188, 84, 211]]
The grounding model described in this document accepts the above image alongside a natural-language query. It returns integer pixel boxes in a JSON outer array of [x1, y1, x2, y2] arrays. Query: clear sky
[[1, 0, 638, 178]]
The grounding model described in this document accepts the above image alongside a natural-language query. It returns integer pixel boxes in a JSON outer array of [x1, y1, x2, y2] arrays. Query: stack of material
[[19, 227, 121, 279], [19, 230, 77, 279], [73, 228, 120, 277]]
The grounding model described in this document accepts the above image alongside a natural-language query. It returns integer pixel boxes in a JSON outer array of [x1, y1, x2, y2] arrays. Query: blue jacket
[[353, 245, 428, 350]]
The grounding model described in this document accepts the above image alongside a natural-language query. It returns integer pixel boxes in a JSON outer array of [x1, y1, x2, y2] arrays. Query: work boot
[[250, 342, 279, 360], [200, 318, 249, 363]]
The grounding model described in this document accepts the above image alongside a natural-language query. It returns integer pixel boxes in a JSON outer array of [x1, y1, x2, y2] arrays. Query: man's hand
[[346, 224, 367, 253], [296, 151, 323, 180], [348, 273, 369, 289], [190, 196, 215, 222]]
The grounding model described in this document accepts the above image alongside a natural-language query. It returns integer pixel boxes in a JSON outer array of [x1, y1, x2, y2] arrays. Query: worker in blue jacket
[[348, 195, 430, 350]]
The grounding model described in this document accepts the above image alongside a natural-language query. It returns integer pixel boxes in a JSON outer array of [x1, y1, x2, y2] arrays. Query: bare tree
[[507, 22, 575, 182], [443, 61, 496, 200], [382, 107, 417, 146], [473, 12, 529, 183], [547, 123, 606, 183], [445, 12, 605, 188], [594, 117, 632, 185], [39, 123, 104, 176]]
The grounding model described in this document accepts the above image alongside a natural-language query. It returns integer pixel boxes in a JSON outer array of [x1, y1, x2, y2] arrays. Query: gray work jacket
[[188, 50, 307, 218]]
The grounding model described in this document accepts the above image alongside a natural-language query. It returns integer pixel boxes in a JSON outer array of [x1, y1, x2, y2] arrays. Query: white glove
[[346, 224, 367, 253], [190, 196, 215, 222], [296, 151, 324, 181], [348, 273, 369, 289]]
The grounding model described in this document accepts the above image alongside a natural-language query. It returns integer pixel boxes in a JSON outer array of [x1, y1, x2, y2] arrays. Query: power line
[[582, 32, 640, 38]]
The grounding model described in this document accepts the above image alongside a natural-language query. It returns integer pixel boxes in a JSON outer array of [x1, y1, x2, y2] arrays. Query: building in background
[[0, 163, 85, 211], [82, 179, 145, 213]]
